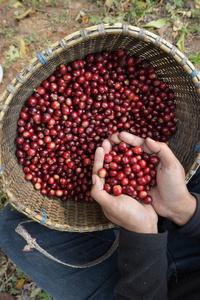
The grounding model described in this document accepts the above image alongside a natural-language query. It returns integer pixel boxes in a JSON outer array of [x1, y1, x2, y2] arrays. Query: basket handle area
[[15, 222, 119, 269]]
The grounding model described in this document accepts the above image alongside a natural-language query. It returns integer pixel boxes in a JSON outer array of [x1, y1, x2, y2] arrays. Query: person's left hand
[[90, 139, 158, 234]]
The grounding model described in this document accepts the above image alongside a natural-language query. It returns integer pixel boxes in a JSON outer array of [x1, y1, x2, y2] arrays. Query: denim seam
[[167, 249, 178, 283]]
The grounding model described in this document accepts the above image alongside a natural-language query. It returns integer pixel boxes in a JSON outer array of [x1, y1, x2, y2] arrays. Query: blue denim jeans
[[0, 168, 200, 299], [0, 205, 119, 300]]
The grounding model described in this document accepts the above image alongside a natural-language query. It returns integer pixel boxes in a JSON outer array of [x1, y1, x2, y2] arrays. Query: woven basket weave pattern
[[0, 24, 200, 232]]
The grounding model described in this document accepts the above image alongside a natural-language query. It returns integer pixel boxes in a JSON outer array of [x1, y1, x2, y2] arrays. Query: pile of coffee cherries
[[98, 142, 159, 204], [15, 49, 177, 202]]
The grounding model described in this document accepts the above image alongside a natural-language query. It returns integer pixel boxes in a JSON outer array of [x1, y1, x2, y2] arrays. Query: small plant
[[121, 1, 147, 24], [189, 51, 200, 66], [189, 23, 200, 33], [5, 28, 15, 38], [172, 0, 184, 7], [38, 291, 54, 300], [90, 15, 102, 25], [4, 45, 20, 68], [24, 33, 39, 45]]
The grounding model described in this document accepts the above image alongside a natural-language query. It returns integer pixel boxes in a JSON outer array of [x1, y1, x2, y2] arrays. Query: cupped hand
[[90, 139, 158, 234], [112, 132, 197, 226]]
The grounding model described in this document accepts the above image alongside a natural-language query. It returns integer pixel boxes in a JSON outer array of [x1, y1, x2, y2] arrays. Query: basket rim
[[0, 23, 200, 231]]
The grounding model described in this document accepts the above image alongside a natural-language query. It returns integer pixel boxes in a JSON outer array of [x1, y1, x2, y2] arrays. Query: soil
[[0, 0, 93, 95]]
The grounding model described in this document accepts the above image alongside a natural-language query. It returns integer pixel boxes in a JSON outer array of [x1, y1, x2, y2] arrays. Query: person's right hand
[[110, 132, 197, 226], [91, 139, 158, 234]]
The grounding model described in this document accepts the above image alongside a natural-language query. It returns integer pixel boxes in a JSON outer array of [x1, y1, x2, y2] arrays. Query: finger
[[101, 139, 112, 154], [109, 133, 121, 145], [146, 137, 179, 168], [118, 132, 152, 154], [91, 174, 116, 209], [92, 147, 105, 175]]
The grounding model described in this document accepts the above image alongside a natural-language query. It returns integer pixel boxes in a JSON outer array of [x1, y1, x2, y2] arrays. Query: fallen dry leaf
[[196, 0, 200, 8], [173, 31, 179, 39], [30, 287, 41, 298], [19, 38, 29, 59], [186, 10, 192, 17], [173, 20, 182, 31], [68, 1, 81, 9], [121, 1, 130, 11], [13, 1, 24, 8], [105, 0, 113, 9], [16, 278, 25, 290], [21, 282, 38, 300], [15, 7, 34, 20], [75, 10, 85, 22], [25, 275, 32, 283], [82, 16, 88, 23]]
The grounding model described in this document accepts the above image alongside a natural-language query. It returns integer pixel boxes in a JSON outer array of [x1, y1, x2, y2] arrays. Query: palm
[[102, 193, 158, 233]]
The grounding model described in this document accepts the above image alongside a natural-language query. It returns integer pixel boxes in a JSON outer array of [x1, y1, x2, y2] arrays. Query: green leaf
[[173, 0, 184, 7], [30, 287, 42, 298], [176, 31, 185, 53], [189, 51, 200, 66], [189, 23, 200, 33], [141, 18, 168, 29], [38, 291, 53, 300], [5, 28, 15, 37], [6, 45, 20, 62], [12, 275, 18, 282], [110, 18, 117, 23], [90, 15, 102, 25], [16, 267, 23, 273], [10, 288, 17, 295], [135, 1, 146, 8]]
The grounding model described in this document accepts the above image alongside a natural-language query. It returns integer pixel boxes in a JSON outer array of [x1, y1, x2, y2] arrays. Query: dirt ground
[[0, 0, 97, 95], [0, 0, 200, 299]]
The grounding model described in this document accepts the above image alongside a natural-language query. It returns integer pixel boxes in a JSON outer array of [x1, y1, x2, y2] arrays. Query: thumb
[[91, 174, 114, 209], [91, 174, 104, 191], [146, 138, 178, 168]]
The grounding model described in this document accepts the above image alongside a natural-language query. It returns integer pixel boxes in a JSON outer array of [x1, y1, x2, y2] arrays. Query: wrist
[[126, 225, 158, 234], [140, 225, 158, 234], [169, 193, 197, 226], [125, 215, 158, 234]]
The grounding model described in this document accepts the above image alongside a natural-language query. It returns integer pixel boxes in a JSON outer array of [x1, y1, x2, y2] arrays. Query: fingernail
[[92, 174, 96, 185], [148, 137, 155, 142]]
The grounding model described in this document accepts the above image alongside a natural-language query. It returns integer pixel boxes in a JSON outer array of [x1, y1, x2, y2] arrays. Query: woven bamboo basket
[[0, 23, 200, 232]]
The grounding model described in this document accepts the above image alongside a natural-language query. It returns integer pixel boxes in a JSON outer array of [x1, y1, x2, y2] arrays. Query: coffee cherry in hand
[[99, 142, 158, 204]]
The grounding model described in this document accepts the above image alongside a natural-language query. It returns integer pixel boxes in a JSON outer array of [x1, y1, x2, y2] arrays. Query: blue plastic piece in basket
[[195, 145, 200, 153], [37, 52, 48, 65], [192, 144, 200, 153], [40, 209, 47, 225], [0, 165, 4, 173], [187, 68, 199, 78]]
